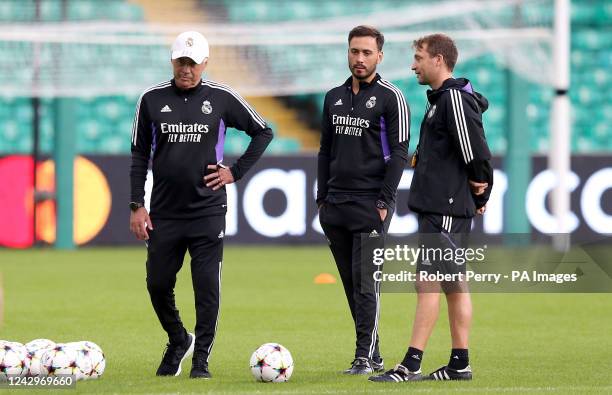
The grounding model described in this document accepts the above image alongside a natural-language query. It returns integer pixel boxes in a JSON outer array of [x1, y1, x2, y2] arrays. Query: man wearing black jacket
[[317, 25, 410, 375], [370, 33, 492, 383], [129, 31, 272, 379]]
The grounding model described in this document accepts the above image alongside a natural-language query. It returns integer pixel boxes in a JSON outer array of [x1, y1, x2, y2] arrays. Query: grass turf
[[0, 246, 611, 394]]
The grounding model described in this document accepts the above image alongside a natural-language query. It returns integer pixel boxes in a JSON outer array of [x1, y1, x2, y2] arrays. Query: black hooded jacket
[[408, 78, 493, 218]]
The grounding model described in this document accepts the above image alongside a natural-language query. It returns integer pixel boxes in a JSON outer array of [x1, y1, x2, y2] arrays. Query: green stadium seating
[[0, 0, 143, 22], [0, 0, 610, 155], [223, 122, 299, 155]]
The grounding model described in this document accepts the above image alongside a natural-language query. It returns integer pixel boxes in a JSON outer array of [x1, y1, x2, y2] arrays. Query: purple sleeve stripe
[[151, 122, 157, 154], [380, 116, 391, 162], [215, 118, 226, 164]]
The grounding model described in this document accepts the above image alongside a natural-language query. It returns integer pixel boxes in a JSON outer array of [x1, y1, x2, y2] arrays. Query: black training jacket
[[408, 77, 493, 218], [317, 74, 410, 206], [130, 79, 273, 219]]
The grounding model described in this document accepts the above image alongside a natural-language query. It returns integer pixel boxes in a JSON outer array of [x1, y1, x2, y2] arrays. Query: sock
[[448, 348, 469, 370], [401, 347, 423, 372]]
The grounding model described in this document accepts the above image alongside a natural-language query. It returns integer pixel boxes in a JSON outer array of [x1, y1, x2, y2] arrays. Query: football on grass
[[249, 343, 293, 383], [0, 341, 28, 379], [39, 344, 91, 380], [25, 339, 56, 377], [66, 341, 106, 380]]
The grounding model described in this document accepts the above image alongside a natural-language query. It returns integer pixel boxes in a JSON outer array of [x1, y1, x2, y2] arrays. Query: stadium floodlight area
[[0, 0, 556, 98]]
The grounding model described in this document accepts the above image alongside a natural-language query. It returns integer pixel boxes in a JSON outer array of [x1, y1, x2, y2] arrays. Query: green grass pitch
[[1, 246, 611, 394]]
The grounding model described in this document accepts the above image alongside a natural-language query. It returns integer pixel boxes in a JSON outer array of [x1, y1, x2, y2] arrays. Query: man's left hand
[[204, 164, 235, 190], [377, 208, 387, 222]]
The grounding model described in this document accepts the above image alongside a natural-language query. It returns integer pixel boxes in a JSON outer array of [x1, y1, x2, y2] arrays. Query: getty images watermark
[[360, 233, 612, 293]]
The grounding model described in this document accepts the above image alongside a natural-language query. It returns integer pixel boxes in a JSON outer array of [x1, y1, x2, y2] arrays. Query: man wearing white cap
[[129, 31, 273, 379]]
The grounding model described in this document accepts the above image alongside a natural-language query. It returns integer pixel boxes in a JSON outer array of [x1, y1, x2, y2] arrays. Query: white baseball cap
[[171, 31, 209, 64]]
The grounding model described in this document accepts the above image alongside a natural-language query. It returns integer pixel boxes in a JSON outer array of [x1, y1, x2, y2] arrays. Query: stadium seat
[[0, 0, 610, 155], [0, 0, 35, 22], [40, 0, 62, 21], [0, 0, 143, 22]]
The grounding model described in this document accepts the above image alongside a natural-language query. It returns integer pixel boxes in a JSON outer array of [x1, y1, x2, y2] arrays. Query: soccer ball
[[40, 344, 91, 380], [0, 341, 28, 380], [77, 341, 103, 355], [66, 341, 105, 380], [87, 347, 105, 379], [24, 339, 56, 377], [249, 343, 293, 383]]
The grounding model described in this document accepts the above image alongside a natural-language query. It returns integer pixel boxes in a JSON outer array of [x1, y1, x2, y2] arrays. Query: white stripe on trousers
[[442, 215, 453, 233], [206, 260, 222, 362], [367, 277, 381, 358]]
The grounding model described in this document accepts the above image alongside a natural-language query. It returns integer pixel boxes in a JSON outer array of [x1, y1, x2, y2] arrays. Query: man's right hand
[[130, 207, 153, 240], [469, 180, 488, 196]]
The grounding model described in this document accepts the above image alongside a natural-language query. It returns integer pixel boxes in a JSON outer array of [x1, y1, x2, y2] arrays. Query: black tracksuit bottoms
[[145, 215, 225, 362], [319, 198, 394, 361]]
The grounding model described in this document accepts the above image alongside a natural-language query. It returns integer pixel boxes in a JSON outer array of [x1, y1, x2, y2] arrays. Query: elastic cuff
[[377, 196, 389, 207], [230, 166, 240, 181]]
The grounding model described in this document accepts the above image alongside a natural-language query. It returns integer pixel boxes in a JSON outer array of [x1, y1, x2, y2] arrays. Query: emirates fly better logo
[[332, 114, 370, 137], [161, 122, 209, 143]]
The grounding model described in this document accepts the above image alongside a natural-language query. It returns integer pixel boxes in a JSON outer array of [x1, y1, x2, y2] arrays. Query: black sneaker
[[156, 332, 195, 376], [342, 357, 374, 375], [429, 365, 472, 380], [368, 364, 425, 382], [190, 352, 212, 379], [371, 358, 385, 372]]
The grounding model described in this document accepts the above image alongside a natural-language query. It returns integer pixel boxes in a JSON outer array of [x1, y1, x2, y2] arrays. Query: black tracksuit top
[[317, 74, 410, 206], [408, 77, 493, 218], [130, 79, 273, 219]]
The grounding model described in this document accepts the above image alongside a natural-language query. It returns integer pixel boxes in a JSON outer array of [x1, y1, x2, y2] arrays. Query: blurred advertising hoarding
[[0, 155, 610, 247]]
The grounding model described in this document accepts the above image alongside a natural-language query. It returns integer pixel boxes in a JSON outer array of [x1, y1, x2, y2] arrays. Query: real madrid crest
[[202, 100, 212, 114], [366, 96, 377, 109], [427, 104, 437, 118], [186, 37, 194, 47]]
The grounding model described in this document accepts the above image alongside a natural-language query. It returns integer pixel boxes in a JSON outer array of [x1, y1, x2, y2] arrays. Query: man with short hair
[[129, 31, 272, 379], [370, 33, 492, 383], [317, 25, 410, 375]]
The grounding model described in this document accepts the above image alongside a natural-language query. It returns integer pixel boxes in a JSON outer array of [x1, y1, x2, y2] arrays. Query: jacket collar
[[343, 73, 382, 91], [171, 78, 204, 95]]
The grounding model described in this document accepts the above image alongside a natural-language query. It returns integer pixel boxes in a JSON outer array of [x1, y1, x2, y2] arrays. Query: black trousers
[[319, 199, 393, 360], [145, 215, 225, 362]]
